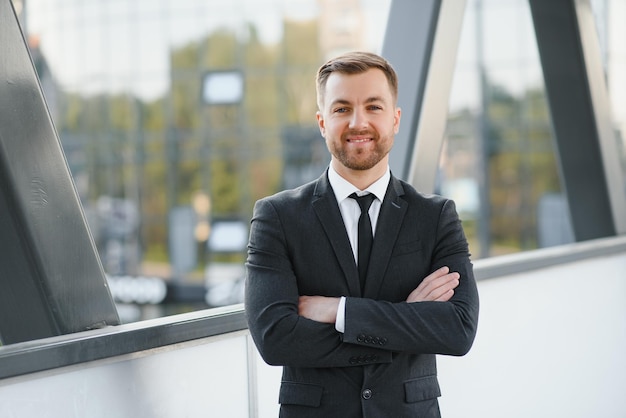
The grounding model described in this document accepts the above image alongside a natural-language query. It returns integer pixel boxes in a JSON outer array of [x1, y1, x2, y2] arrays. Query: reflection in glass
[[442, 0, 572, 259]]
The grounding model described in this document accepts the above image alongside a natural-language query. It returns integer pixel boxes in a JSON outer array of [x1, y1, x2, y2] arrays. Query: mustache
[[342, 129, 378, 138]]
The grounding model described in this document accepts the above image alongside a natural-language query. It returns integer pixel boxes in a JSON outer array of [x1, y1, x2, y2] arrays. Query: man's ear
[[316, 111, 326, 137], [393, 107, 401, 134]]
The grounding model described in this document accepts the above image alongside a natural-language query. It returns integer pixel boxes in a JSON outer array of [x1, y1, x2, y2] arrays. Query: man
[[245, 51, 479, 417]]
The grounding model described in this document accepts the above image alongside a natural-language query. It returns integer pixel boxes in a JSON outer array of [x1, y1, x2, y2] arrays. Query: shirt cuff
[[335, 296, 346, 333]]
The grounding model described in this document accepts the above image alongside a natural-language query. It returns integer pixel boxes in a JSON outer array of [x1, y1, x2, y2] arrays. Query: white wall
[[437, 251, 626, 418], [0, 332, 253, 418]]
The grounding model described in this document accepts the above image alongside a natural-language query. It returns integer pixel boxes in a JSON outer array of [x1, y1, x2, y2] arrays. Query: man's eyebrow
[[330, 99, 352, 107], [365, 96, 386, 103], [329, 96, 387, 107]]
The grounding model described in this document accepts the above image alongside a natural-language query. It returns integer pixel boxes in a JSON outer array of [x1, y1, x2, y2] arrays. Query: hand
[[298, 295, 340, 324], [406, 266, 460, 303]]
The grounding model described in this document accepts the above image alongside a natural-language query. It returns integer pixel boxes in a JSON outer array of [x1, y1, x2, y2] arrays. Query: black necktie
[[350, 193, 376, 290]]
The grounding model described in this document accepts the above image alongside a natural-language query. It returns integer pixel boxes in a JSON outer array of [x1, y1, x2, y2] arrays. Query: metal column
[[382, 0, 467, 192]]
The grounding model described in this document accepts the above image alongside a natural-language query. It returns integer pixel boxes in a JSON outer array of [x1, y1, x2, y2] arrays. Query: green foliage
[[486, 84, 560, 253]]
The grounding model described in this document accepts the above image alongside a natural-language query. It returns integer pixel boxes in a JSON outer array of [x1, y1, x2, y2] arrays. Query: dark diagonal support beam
[[530, 0, 626, 240], [0, 1, 119, 345]]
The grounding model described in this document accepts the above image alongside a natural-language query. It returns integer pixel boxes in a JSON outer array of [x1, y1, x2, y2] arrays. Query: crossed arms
[[245, 194, 479, 368], [298, 266, 460, 324]]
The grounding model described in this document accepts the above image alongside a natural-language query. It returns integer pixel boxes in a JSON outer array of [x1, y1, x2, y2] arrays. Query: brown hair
[[316, 51, 399, 109]]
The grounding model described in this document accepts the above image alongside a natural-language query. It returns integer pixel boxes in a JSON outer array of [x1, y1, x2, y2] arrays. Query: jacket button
[[362, 389, 372, 400]]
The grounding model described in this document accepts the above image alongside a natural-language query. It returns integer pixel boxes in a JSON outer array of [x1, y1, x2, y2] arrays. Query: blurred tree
[[445, 81, 560, 257], [487, 84, 560, 254]]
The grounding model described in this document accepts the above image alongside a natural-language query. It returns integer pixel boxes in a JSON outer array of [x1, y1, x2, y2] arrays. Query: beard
[[328, 130, 393, 171]]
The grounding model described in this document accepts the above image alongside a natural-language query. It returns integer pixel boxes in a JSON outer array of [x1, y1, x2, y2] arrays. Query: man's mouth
[[347, 136, 372, 143]]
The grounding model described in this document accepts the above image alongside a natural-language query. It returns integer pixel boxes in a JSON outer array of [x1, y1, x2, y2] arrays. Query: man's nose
[[349, 109, 368, 129]]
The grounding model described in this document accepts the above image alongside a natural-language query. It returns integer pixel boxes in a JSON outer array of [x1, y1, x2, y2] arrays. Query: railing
[[1, 235, 626, 417]]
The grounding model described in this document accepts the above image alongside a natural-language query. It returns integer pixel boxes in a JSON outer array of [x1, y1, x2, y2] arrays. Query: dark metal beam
[[0, 1, 119, 345], [529, 0, 626, 240], [382, 0, 466, 191], [381, 0, 439, 182]]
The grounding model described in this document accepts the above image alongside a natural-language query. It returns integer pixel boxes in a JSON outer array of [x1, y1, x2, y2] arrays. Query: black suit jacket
[[245, 171, 479, 417]]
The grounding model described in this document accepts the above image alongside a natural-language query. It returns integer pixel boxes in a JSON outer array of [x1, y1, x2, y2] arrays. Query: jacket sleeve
[[343, 198, 479, 356], [244, 198, 393, 368]]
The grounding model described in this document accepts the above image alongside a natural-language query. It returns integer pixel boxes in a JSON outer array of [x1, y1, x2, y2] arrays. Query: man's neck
[[331, 159, 388, 191]]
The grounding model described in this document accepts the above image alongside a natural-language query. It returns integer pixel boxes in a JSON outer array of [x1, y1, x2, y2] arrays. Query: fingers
[[418, 266, 451, 289], [430, 272, 460, 301], [432, 287, 456, 302], [407, 267, 460, 303]]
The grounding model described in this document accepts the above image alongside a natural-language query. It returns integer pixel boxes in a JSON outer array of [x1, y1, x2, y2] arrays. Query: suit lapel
[[364, 175, 407, 298], [311, 171, 362, 296]]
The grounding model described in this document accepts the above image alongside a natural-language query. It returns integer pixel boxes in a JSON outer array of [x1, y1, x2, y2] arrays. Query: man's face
[[317, 68, 401, 172]]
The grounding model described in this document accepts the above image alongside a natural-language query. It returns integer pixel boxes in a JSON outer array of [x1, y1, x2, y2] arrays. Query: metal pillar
[[382, 0, 467, 192]]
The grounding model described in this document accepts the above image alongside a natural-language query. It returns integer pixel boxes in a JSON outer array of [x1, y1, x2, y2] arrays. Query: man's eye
[[334, 107, 349, 113], [368, 105, 383, 111]]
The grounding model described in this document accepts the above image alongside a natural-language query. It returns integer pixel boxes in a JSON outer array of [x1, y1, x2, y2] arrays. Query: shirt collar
[[328, 164, 390, 203]]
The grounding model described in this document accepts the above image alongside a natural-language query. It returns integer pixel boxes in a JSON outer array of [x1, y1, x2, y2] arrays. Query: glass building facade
[[13, 0, 626, 321]]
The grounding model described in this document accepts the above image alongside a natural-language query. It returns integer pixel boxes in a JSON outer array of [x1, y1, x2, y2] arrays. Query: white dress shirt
[[327, 165, 390, 333]]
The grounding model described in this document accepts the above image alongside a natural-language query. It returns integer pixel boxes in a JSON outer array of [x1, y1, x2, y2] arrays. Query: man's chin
[[343, 157, 382, 171]]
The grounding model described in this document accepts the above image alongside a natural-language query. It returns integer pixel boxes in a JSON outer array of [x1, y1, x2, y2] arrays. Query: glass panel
[[22, 0, 391, 322], [441, 0, 573, 259]]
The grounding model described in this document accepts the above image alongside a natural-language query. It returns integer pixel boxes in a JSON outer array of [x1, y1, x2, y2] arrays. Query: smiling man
[[318, 64, 397, 178], [245, 51, 479, 418]]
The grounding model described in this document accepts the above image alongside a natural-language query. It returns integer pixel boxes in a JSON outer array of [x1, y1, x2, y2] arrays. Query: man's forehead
[[324, 70, 393, 102]]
